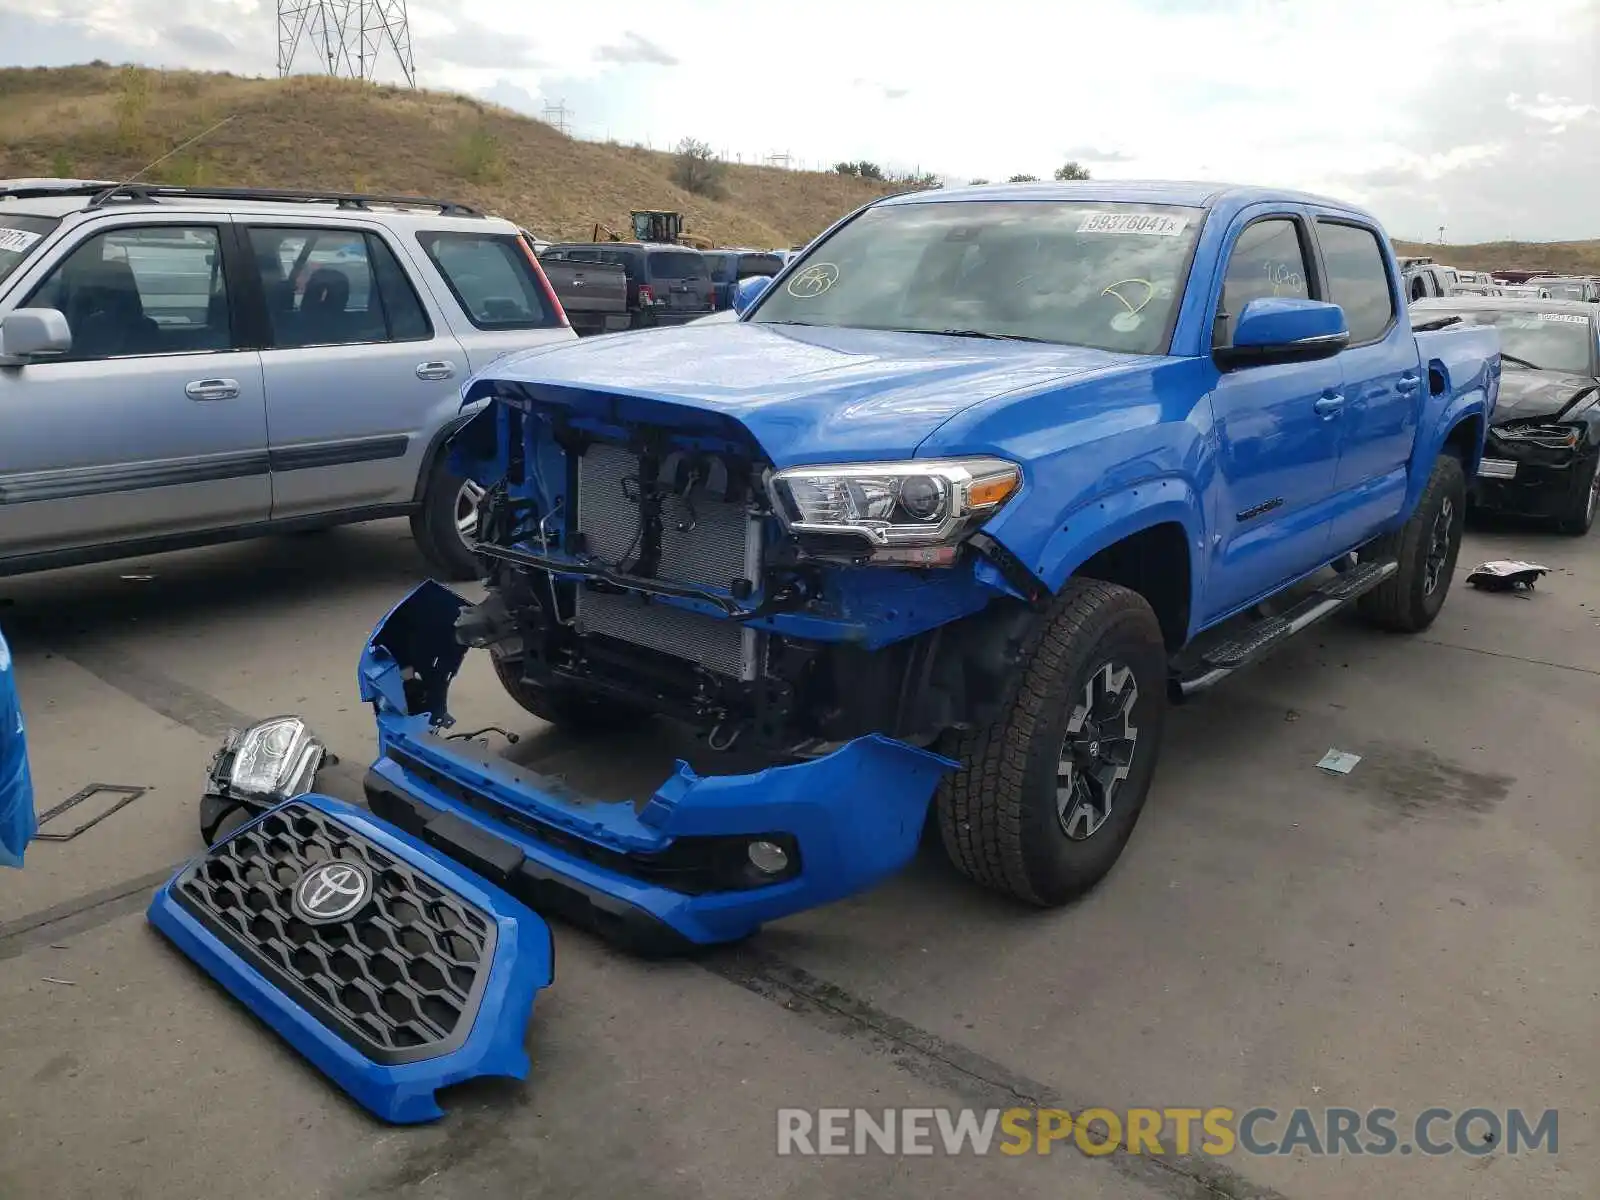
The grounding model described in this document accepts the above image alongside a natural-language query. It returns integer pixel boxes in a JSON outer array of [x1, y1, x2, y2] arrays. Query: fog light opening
[[747, 839, 790, 875]]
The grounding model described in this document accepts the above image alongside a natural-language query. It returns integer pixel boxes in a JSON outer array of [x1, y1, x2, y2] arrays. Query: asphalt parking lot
[[0, 519, 1594, 1200]]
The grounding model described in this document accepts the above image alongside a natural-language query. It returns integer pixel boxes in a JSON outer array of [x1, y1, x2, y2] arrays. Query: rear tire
[[491, 652, 644, 731], [936, 580, 1168, 907], [1554, 453, 1600, 536], [411, 458, 484, 582], [1357, 454, 1465, 633]]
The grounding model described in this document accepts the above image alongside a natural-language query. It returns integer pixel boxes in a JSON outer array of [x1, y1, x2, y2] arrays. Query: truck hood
[[1494, 368, 1598, 424], [463, 322, 1143, 466]]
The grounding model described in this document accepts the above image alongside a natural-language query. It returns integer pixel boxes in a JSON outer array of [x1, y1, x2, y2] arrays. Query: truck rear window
[[0, 214, 60, 288], [646, 251, 707, 280], [416, 231, 559, 330]]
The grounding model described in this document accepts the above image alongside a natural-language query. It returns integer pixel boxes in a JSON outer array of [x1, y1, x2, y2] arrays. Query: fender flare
[[1404, 386, 1489, 518], [411, 401, 490, 503], [1027, 476, 1207, 628]]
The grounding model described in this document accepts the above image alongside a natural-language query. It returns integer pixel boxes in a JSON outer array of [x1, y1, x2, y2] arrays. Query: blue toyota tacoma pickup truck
[[356, 182, 1500, 952]]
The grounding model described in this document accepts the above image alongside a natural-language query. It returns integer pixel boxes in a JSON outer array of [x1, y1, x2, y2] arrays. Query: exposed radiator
[[572, 443, 762, 679]]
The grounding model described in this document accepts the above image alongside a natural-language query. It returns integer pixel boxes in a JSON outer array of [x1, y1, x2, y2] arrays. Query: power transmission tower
[[277, 1, 417, 88], [542, 99, 573, 136]]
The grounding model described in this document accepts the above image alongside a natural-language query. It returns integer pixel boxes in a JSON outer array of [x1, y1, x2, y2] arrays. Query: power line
[[276, 1, 416, 88], [542, 99, 573, 136]]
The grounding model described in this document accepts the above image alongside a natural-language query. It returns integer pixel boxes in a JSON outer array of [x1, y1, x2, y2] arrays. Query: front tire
[[936, 580, 1168, 907], [411, 459, 484, 582], [491, 651, 644, 731], [1357, 454, 1466, 633], [1554, 453, 1600, 536]]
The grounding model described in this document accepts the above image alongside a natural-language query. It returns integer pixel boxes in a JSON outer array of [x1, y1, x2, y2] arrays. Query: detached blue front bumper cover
[[147, 793, 554, 1124], [358, 582, 956, 952]]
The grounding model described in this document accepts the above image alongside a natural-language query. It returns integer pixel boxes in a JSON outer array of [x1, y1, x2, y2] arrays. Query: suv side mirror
[[0, 308, 72, 365], [1215, 298, 1349, 371], [733, 275, 772, 315]]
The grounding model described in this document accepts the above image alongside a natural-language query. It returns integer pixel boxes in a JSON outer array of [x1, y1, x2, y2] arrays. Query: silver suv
[[0, 181, 578, 580]]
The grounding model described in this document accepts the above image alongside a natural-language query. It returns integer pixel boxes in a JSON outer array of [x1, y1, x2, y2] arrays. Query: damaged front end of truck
[[357, 355, 1045, 950]]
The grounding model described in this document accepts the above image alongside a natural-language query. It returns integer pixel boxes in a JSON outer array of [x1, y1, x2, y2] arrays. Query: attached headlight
[[1495, 422, 1584, 449], [768, 457, 1022, 561]]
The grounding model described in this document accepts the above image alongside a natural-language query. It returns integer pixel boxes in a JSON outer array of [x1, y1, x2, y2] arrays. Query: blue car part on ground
[[0, 625, 36, 868], [147, 792, 554, 1123], [357, 580, 957, 953]]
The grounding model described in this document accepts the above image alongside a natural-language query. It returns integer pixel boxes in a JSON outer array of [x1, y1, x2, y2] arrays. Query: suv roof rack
[[0, 181, 480, 216]]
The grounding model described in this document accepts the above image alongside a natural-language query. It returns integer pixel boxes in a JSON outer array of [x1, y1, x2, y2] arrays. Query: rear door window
[[1316, 220, 1396, 344], [246, 226, 403, 348], [417, 231, 559, 330]]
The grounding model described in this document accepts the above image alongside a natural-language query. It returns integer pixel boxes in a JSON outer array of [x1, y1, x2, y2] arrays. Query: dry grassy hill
[[1392, 239, 1600, 277], [0, 64, 895, 247]]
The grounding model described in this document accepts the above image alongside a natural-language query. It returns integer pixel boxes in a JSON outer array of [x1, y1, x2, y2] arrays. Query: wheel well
[[1443, 415, 1482, 469], [1074, 523, 1191, 651]]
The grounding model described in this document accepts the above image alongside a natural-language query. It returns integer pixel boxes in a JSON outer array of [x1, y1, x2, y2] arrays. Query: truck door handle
[[415, 360, 456, 381], [1314, 393, 1345, 418], [1396, 374, 1422, 394], [185, 378, 240, 401]]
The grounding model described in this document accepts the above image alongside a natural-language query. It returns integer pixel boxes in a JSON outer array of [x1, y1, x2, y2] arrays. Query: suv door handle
[[1314, 393, 1346, 418], [416, 360, 456, 381], [1396, 374, 1422, 394], [185, 378, 240, 401]]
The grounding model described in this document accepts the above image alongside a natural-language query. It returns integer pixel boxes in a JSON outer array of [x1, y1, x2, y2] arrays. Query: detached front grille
[[573, 442, 762, 679], [173, 803, 495, 1064]]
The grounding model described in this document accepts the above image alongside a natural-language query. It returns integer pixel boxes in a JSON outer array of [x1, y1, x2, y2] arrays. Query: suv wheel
[[1357, 453, 1466, 631], [936, 580, 1168, 906], [411, 458, 483, 581], [1554, 453, 1600, 536]]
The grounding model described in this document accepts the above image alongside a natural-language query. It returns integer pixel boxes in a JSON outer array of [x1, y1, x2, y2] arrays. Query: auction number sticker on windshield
[[1078, 213, 1189, 237], [0, 228, 43, 254], [1538, 312, 1588, 324]]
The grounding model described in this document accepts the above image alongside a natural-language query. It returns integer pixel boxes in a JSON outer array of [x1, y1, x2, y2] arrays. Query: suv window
[[26, 224, 232, 359], [1317, 221, 1395, 344], [247, 226, 428, 349], [417, 231, 559, 330], [737, 253, 784, 278], [1217, 217, 1311, 345], [646, 250, 708, 279]]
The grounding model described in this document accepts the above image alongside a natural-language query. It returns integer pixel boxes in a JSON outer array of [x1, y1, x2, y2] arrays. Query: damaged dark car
[[1413, 297, 1600, 534]]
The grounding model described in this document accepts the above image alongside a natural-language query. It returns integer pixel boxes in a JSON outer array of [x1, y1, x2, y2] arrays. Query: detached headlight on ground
[[768, 457, 1021, 562], [200, 715, 329, 844]]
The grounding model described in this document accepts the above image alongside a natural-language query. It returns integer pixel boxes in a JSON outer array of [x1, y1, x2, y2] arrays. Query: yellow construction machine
[[592, 210, 714, 250]]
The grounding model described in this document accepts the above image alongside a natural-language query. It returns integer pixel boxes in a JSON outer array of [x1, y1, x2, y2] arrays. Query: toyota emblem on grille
[[292, 861, 373, 923]]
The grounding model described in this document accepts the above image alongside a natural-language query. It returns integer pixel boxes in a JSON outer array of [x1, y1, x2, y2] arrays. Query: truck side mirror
[[1215, 298, 1349, 371], [0, 308, 72, 366], [733, 275, 773, 315]]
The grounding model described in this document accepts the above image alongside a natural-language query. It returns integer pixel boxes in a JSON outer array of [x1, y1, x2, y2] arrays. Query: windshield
[[1538, 282, 1588, 300], [705, 252, 738, 283], [0, 214, 60, 288], [749, 200, 1204, 353], [1435, 308, 1594, 374], [647, 250, 708, 279]]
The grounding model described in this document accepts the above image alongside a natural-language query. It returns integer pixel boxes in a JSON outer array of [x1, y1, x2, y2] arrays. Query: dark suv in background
[[539, 242, 714, 327], [703, 249, 786, 310]]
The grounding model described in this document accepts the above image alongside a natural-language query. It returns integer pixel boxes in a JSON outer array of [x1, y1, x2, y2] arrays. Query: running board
[[1174, 559, 1398, 696]]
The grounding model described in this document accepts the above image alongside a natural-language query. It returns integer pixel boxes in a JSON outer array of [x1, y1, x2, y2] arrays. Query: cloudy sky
[[2, 0, 1597, 243]]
